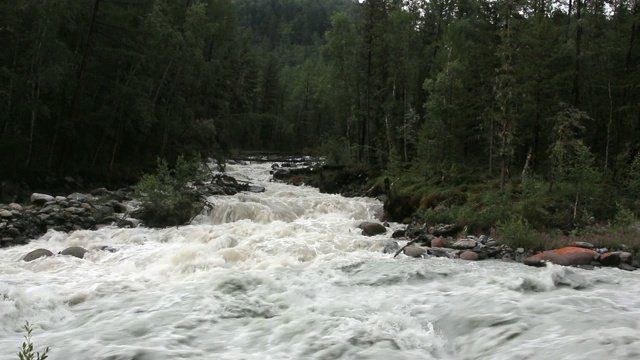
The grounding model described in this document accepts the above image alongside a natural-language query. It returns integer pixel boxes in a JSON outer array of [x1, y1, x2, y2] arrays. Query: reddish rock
[[460, 250, 479, 261], [523, 251, 570, 267], [431, 237, 447, 248], [553, 246, 597, 265]]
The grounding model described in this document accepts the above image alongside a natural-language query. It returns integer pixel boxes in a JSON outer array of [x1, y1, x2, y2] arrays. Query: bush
[[135, 156, 207, 227], [18, 321, 49, 360], [495, 216, 546, 251]]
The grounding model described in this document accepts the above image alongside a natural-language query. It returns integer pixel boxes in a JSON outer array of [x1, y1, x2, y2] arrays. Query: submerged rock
[[403, 246, 427, 258], [358, 222, 387, 236], [23, 249, 54, 262], [60, 246, 88, 259]]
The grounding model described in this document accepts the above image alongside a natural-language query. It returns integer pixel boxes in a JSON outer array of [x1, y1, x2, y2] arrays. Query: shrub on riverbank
[[135, 156, 207, 227]]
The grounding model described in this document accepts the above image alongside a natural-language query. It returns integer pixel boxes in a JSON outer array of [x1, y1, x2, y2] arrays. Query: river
[[1, 161, 640, 360]]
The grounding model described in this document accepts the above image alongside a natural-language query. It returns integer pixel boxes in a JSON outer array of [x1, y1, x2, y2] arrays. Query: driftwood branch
[[393, 239, 418, 258]]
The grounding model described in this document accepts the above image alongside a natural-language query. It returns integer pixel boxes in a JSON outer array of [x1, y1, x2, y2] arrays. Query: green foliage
[[495, 216, 544, 251], [315, 137, 354, 166], [18, 321, 50, 360], [626, 153, 640, 199], [135, 156, 205, 227]]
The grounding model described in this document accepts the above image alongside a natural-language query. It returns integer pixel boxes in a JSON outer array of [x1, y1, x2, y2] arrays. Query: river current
[[1, 162, 640, 360]]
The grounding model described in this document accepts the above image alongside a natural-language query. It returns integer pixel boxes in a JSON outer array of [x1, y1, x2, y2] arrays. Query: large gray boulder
[[23, 249, 54, 262], [358, 222, 387, 236], [60, 246, 88, 259]]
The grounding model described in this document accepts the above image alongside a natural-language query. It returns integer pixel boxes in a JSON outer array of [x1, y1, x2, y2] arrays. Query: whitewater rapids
[[1, 162, 640, 360]]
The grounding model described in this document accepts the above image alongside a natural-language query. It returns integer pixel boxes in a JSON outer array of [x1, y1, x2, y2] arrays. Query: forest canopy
[[0, 0, 638, 192]]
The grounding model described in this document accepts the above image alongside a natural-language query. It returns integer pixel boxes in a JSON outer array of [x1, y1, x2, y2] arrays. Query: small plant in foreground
[[18, 321, 50, 360]]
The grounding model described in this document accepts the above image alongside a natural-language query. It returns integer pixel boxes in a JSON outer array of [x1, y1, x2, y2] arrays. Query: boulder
[[30, 193, 55, 205], [460, 250, 479, 261], [431, 237, 447, 248], [600, 251, 633, 266], [451, 239, 477, 250], [599, 252, 622, 266], [358, 222, 387, 236], [429, 248, 455, 258], [554, 246, 597, 265], [618, 262, 636, 271], [0, 209, 12, 218], [428, 224, 461, 237], [382, 240, 399, 254], [523, 246, 597, 267], [8, 203, 22, 211], [67, 193, 90, 202], [23, 249, 54, 262], [60, 246, 88, 259], [403, 246, 427, 258], [247, 185, 266, 193], [391, 229, 406, 239], [523, 251, 570, 267]]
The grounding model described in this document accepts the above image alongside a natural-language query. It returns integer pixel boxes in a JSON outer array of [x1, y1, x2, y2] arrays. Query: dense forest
[[1, 0, 640, 233]]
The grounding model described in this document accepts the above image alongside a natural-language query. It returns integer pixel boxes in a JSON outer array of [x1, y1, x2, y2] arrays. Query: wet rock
[[451, 239, 477, 250], [403, 246, 427, 258], [575, 264, 595, 270], [429, 248, 455, 258], [358, 222, 387, 236], [618, 262, 636, 271], [460, 250, 479, 261], [382, 240, 399, 254], [23, 249, 54, 262], [600, 251, 633, 266], [95, 245, 118, 253], [90, 188, 110, 196], [523, 247, 597, 267], [599, 252, 622, 266], [7, 227, 20, 236], [67, 192, 90, 202], [431, 237, 447, 248], [391, 229, 406, 238], [59, 246, 88, 259], [247, 185, 266, 193], [523, 251, 570, 267], [554, 247, 597, 265]]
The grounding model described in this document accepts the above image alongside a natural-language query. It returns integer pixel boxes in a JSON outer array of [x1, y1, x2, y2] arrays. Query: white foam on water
[[1, 162, 640, 359]]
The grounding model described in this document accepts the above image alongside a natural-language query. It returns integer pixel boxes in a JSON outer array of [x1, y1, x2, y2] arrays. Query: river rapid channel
[[1, 161, 640, 360]]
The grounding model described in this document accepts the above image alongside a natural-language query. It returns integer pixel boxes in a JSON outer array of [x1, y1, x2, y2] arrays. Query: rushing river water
[[1, 162, 640, 360]]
